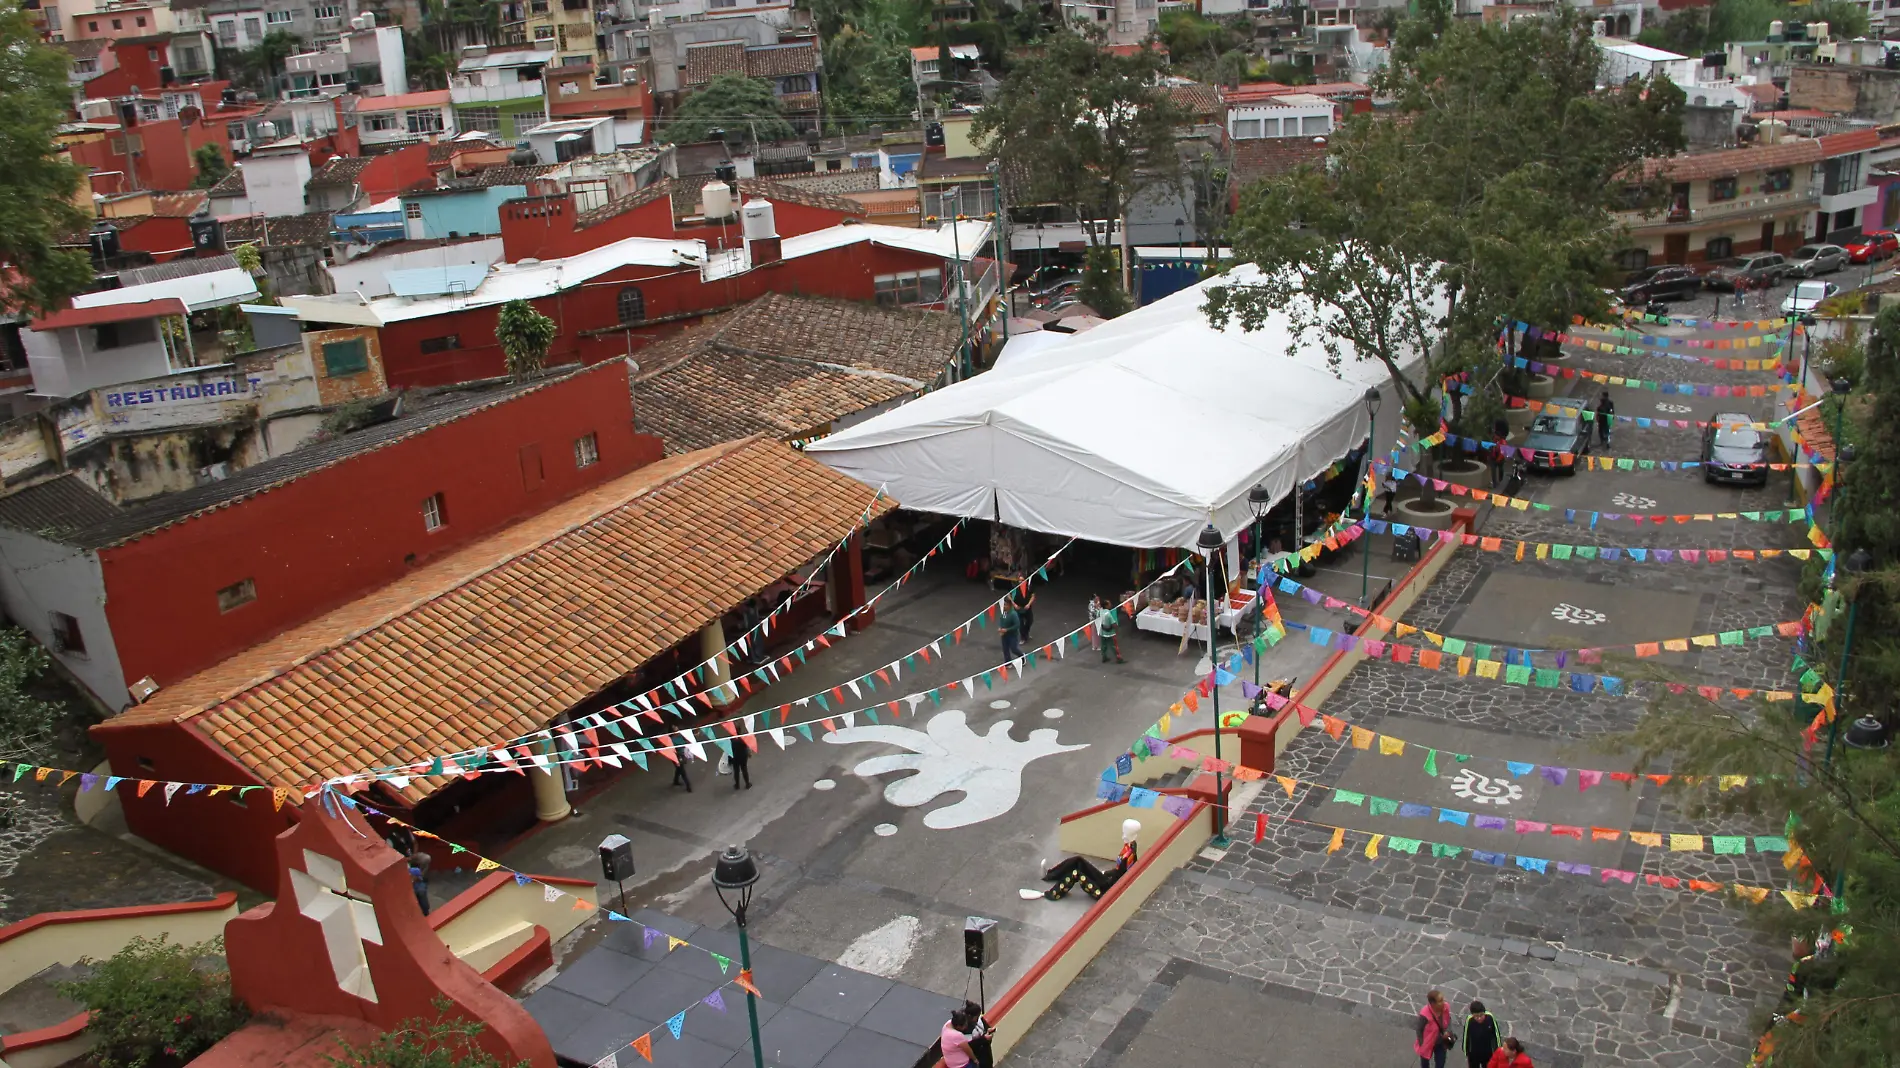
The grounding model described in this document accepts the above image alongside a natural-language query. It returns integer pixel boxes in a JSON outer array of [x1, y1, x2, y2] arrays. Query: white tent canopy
[[805, 265, 1440, 551]]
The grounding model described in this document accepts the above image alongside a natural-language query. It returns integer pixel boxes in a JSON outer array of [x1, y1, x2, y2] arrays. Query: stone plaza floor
[[1006, 320, 1807, 1067]]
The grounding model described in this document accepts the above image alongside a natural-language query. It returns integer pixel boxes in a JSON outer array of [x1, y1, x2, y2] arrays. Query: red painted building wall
[[359, 143, 437, 201], [108, 216, 194, 262], [372, 240, 954, 387], [97, 360, 664, 696], [499, 191, 859, 262], [67, 116, 230, 195]]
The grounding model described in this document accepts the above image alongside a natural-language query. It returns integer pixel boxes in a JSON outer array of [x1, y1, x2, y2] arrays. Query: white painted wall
[[237, 150, 314, 219], [0, 530, 126, 710], [22, 324, 173, 399], [325, 237, 504, 298]]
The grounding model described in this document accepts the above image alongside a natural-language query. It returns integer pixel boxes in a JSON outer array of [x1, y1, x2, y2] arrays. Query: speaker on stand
[[599, 834, 635, 916], [964, 916, 998, 1011]]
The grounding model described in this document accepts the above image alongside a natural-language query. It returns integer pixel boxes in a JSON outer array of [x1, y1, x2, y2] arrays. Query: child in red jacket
[[1487, 1037, 1533, 1068]]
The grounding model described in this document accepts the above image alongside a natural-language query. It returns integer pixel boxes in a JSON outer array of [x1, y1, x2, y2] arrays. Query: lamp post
[[1197, 521, 1230, 845], [1247, 483, 1272, 689], [1829, 375, 1852, 477], [712, 846, 766, 1068], [1797, 312, 1815, 388], [1173, 216, 1185, 263], [1827, 546, 1873, 769], [1360, 386, 1383, 606]]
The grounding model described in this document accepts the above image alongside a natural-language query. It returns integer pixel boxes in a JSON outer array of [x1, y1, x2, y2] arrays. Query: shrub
[[327, 999, 525, 1068], [58, 936, 247, 1068]]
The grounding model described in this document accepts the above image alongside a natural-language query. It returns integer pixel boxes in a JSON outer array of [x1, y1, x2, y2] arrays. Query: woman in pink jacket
[[1414, 989, 1454, 1068]]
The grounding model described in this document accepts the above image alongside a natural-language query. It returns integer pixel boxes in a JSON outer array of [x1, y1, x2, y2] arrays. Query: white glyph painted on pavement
[[1656, 402, 1693, 414], [837, 914, 921, 977], [1611, 492, 1657, 510], [874, 823, 898, 836], [1448, 768, 1522, 807], [989, 699, 1012, 709], [824, 709, 1088, 829], [812, 778, 837, 791], [1551, 603, 1608, 626], [1043, 708, 1065, 719]]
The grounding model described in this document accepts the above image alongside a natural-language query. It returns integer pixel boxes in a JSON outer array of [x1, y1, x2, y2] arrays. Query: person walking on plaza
[[1087, 595, 1102, 652], [999, 600, 1024, 661], [1012, 583, 1036, 641], [1486, 1037, 1533, 1068], [1463, 1001, 1503, 1068], [672, 754, 693, 792], [1414, 990, 1455, 1068], [729, 738, 752, 790], [1095, 596, 1124, 664], [1594, 390, 1615, 446], [408, 852, 433, 916]]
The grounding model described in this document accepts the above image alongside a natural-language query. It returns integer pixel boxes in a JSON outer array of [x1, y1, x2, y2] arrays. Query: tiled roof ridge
[[161, 435, 766, 733], [104, 363, 609, 551], [153, 435, 767, 731], [574, 180, 676, 229], [709, 293, 935, 386]]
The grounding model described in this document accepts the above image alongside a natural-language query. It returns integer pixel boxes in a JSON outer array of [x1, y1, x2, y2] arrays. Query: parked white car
[[1782, 280, 1841, 316]]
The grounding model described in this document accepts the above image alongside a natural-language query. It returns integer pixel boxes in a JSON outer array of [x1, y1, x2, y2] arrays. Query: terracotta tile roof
[[208, 169, 247, 198], [1643, 139, 1826, 181], [440, 164, 561, 190], [223, 212, 335, 248], [1819, 128, 1882, 156], [148, 191, 210, 218], [59, 38, 109, 60], [775, 170, 883, 195], [307, 156, 376, 189], [96, 435, 894, 799], [683, 42, 746, 88], [575, 177, 866, 230], [427, 143, 460, 164], [1230, 136, 1331, 186], [1166, 82, 1221, 119], [633, 293, 959, 453], [573, 181, 676, 228], [745, 43, 819, 79]]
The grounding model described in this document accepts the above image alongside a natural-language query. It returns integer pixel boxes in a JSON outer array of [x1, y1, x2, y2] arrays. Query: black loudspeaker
[[964, 916, 998, 970], [1392, 531, 1422, 563], [599, 834, 634, 882]]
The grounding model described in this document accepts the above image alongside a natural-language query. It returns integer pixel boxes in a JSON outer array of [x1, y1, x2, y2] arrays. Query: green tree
[[1205, 2, 1684, 426], [0, 3, 96, 317], [190, 143, 231, 189], [327, 999, 525, 1068], [58, 936, 248, 1068], [225, 29, 304, 95], [0, 628, 61, 749], [974, 26, 1185, 288], [823, 25, 917, 133], [660, 74, 796, 145], [495, 299, 555, 381]]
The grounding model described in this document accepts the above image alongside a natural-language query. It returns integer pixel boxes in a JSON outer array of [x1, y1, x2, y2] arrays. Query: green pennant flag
[[1742, 511, 1762, 521], [1711, 836, 1747, 854], [929, 690, 942, 706], [794, 648, 807, 663], [1576, 545, 1599, 559], [1746, 626, 1774, 638], [1037, 567, 1049, 581], [630, 752, 648, 770], [701, 726, 719, 741], [1368, 797, 1400, 816], [1473, 643, 1493, 660], [663, 681, 679, 698], [1388, 837, 1423, 854], [450, 843, 467, 854], [1637, 459, 1655, 470], [1504, 664, 1532, 686], [795, 724, 814, 741], [1800, 668, 1822, 690], [711, 953, 732, 974], [1718, 630, 1745, 646], [426, 756, 444, 775], [814, 693, 831, 711], [1617, 458, 1635, 470], [1423, 748, 1438, 777], [712, 738, 733, 758], [1266, 623, 1285, 645], [1755, 836, 1790, 852], [904, 654, 919, 670], [1532, 502, 1552, 511], [1533, 668, 1560, 688], [10, 764, 27, 782], [1550, 544, 1573, 560], [606, 720, 625, 739], [1332, 789, 1366, 806], [1431, 843, 1462, 858], [865, 708, 879, 723], [980, 671, 994, 690], [1441, 638, 1467, 656], [1454, 752, 1470, 762]]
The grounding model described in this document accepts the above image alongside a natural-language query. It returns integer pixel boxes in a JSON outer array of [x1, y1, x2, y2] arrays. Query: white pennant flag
[[845, 679, 862, 699], [795, 697, 810, 708], [528, 752, 551, 769], [736, 635, 749, 656], [1011, 657, 1024, 674], [1056, 641, 1066, 660], [388, 775, 413, 789], [543, 884, 563, 903], [743, 713, 758, 736], [164, 781, 184, 805], [930, 641, 943, 658], [685, 738, 708, 762], [612, 743, 633, 759], [827, 623, 847, 638], [627, 715, 646, 736], [905, 694, 924, 713], [962, 677, 977, 696], [597, 752, 623, 768], [771, 728, 790, 749], [841, 712, 856, 729], [593, 1053, 617, 1068], [633, 693, 654, 711], [891, 659, 902, 680]]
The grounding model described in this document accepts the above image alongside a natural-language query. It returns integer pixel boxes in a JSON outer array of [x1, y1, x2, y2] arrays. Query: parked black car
[[1703, 252, 1788, 291], [1523, 413, 1591, 473], [1702, 414, 1770, 486], [1622, 265, 1701, 304]]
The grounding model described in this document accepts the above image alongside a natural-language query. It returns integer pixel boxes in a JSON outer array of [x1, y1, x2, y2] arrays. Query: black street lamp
[[1827, 545, 1872, 769], [1198, 521, 1229, 844], [1360, 386, 1383, 606], [1247, 482, 1272, 689], [712, 846, 766, 1068]]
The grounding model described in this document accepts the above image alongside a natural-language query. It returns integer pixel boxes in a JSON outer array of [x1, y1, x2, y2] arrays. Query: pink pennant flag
[[1600, 869, 1637, 884], [1577, 769, 1602, 791], [1513, 820, 1548, 834]]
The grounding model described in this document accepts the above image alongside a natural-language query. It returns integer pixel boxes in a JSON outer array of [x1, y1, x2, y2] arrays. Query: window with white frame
[[406, 109, 444, 133], [460, 106, 500, 132], [422, 493, 446, 531], [511, 107, 546, 131], [267, 9, 292, 23], [215, 19, 236, 42], [1302, 115, 1330, 135], [366, 113, 398, 131], [313, 3, 342, 17], [1232, 118, 1262, 139], [405, 200, 423, 218], [74, 58, 98, 74], [874, 269, 943, 306]]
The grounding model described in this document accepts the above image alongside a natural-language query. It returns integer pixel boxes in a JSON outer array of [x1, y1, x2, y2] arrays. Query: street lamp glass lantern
[[1832, 377, 1852, 395], [712, 845, 759, 919], [1841, 444, 1857, 464], [1363, 386, 1382, 415], [1247, 483, 1272, 519], [1847, 548, 1873, 574], [1196, 523, 1223, 553]]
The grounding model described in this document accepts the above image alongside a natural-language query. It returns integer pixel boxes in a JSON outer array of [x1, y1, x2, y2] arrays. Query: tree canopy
[[973, 26, 1185, 261], [495, 300, 555, 382], [1206, 1, 1684, 433], [660, 74, 797, 145], [0, 3, 95, 317], [1639, 0, 1868, 53]]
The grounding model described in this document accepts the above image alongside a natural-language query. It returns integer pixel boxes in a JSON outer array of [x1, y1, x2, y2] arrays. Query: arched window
[[616, 286, 646, 324]]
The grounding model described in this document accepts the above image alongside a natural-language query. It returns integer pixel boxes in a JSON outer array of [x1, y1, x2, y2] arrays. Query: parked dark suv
[[1702, 414, 1770, 486], [1703, 252, 1788, 291], [1622, 265, 1701, 304]]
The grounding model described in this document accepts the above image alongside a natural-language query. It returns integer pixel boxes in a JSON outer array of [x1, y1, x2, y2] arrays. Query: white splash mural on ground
[[824, 710, 1087, 829]]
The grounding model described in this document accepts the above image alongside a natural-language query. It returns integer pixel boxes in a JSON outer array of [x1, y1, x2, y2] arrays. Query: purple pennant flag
[[643, 926, 662, 948], [1159, 795, 1196, 820], [1472, 815, 1508, 830], [1557, 861, 1592, 876], [1336, 634, 1358, 652], [1540, 766, 1569, 787], [703, 990, 727, 1012], [1301, 588, 1324, 604], [1653, 549, 1674, 563], [1554, 651, 1567, 669], [79, 772, 98, 792], [1144, 736, 1168, 756], [1241, 680, 1262, 700]]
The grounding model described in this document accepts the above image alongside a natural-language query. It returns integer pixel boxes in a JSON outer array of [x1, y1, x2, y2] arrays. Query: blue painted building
[[398, 185, 530, 241]]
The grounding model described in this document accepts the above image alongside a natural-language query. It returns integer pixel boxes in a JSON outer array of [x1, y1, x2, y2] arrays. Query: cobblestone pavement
[[1007, 325, 1806, 1067], [0, 785, 221, 924]]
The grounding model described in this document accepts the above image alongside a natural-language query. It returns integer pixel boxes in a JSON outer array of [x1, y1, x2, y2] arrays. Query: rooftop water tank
[[741, 198, 776, 240], [701, 180, 733, 220]]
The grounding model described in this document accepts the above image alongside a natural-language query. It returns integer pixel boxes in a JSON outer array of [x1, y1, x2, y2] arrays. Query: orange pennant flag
[[572, 897, 594, 911], [630, 1034, 654, 1062], [1275, 774, 1297, 797], [136, 779, 157, 797], [737, 969, 761, 997], [1321, 715, 1347, 740], [1326, 827, 1345, 854]]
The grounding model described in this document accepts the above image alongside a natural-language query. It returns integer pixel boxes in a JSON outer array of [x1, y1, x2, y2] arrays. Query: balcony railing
[[1626, 187, 1816, 228]]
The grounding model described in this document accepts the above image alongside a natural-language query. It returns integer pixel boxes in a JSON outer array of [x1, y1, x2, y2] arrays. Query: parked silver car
[[1787, 243, 1850, 277]]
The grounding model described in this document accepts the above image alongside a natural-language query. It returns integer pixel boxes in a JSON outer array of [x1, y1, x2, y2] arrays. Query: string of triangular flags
[[1506, 321, 1788, 369], [1569, 313, 1794, 347], [1263, 571, 1801, 664], [325, 555, 1200, 790], [1451, 383, 1791, 433], [584, 979, 742, 1066], [1416, 424, 1833, 471], [1317, 515, 1833, 568], [0, 762, 303, 810], [1376, 464, 1812, 527], [349, 534, 1078, 784], [1246, 810, 1824, 908], [1577, 310, 1795, 335], [1505, 355, 1795, 392]]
